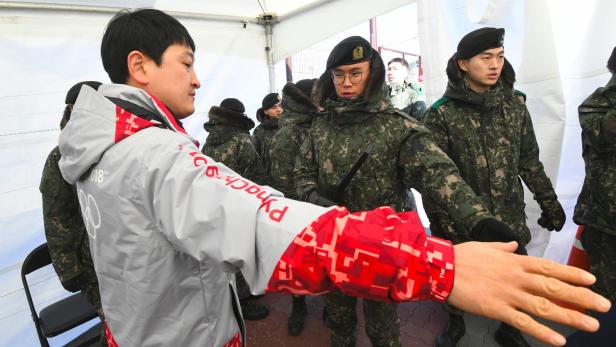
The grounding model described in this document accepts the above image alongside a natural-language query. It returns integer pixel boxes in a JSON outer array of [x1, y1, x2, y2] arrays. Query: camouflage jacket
[[422, 80, 557, 244], [39, 146, 99, 296], [202, 106, 265, 183], [270, 83, 319, 199], [389, 82, 427, 121], [252, 110, 278, 185], [295, 86, 492, 233], [574, 75, 616, 235]]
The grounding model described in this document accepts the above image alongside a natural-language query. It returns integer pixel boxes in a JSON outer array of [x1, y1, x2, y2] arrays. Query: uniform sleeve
[[236, 137, 266, 184], [145, 133, 454, 302], [39, 150, 85, 291], [578, 103, 616, 152], [399, 122, 493, 235], [267, 206, 455, 303], [270, 129, 301, 199], [422, 106, 450, 151], [517, 107, 558, 201], [293, 132, 319, 201]]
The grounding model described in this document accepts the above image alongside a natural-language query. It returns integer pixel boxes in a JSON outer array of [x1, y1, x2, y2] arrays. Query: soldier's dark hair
[[388, 57, 410, 70], [101, 8, 195, 84], [607, 46, 616, 74]]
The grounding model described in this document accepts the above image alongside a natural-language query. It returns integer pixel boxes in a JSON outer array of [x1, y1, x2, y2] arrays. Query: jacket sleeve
[[578, 103, 616, 152], [270, 128, 301, 199], [145, 133, 454, 302], [236, 137, 267, 184], [517, 107, 558, 201], [399, 121, 493, 235], [39, 149, 85, 291], [422, 106, 450, 152], [293, 132, 319, 201]]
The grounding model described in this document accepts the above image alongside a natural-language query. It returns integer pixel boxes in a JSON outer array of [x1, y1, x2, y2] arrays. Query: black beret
[[608, 46, 616, 74], [262, 92, 281, 110], [326, 36, 374, 70], [457, 27, 505, 59], [220, 98, 245, 113], [65, 81, 102, 104], [295, 79, 316, 97]]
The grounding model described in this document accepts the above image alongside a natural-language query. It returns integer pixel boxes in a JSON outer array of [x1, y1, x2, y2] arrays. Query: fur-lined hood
[[279, 82, 320, 128], [312, 50, 387, 107], [203, 106, 255, 146]]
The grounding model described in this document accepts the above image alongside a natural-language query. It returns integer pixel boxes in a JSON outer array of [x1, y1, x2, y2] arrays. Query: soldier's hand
[[537, 198, 566, 231], [448, 241, 611, 346]]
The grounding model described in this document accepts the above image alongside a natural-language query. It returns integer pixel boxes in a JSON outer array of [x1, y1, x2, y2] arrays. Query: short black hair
[[101, 8, 196, 83], [388, 57, 410, 70]]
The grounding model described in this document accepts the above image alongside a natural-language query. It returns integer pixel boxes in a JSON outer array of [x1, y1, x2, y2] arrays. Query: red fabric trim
[[222, 332, 242, 347], [266, 206, 455, 303], [114, 105, 157, 143], [145, 91, 188, 135], [104, 321, 120, 347]]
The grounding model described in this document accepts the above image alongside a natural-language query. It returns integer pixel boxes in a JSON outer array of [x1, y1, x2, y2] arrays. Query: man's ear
[[457, 59, 469, 73], [126, 50, 149, 85]]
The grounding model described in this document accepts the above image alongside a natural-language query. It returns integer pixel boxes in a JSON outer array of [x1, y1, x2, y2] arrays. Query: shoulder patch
[[514, 90, 526, 101], [430, 96, 449, 110]]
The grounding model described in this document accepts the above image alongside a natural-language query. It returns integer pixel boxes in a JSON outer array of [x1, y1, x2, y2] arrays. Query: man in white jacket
[[58, 8, 609, 347]]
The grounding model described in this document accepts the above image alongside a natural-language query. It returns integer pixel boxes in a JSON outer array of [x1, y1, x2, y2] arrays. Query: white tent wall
[[417, 0, 616, 262]]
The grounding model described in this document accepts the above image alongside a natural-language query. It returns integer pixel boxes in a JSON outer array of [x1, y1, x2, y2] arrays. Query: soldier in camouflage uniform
[[295, 36, 521, 347], [422, 28, 565, 347], [387, 57, 426, 121], [269, 79, 321, 336], [252, 92, 282, 185], [39, 81, 107, 346], [202, 98, 269, 320], [565, 45, 616, 347], [574, 46, 616, 305]]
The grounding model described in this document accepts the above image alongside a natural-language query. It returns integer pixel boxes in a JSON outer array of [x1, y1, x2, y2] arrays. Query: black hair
[[101, 8, 196, 83], [388, 57, 410, 70], [607, 46, 616, 74], [60, 104, 72, 130]]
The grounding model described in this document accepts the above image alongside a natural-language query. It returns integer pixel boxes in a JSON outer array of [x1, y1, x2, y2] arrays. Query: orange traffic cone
[[554, 225, 591, 311], [567, 225, 590, 271]]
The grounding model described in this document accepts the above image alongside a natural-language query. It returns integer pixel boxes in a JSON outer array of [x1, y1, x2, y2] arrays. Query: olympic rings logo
[[78, 189, 101, 239]]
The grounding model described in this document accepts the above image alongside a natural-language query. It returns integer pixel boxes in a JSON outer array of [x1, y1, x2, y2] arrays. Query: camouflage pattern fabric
[[581, 226, 616, 302], [574, 75, 616, 236], [422, 80, 560, 245], [202, 106, 265, 185], [202, 106, 264, 299], [252, 111, 278, 185], [574, 75, 616, 303], [40, 146, 106, 345], [270, 83, 319, 199], [294, 82, 492, 347]]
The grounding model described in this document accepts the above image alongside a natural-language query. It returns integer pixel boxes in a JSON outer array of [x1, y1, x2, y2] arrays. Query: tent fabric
[[417, 0, 616, 261]]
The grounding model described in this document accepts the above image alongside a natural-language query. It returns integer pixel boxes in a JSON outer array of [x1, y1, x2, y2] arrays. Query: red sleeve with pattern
[[266, 206, 455, 303]]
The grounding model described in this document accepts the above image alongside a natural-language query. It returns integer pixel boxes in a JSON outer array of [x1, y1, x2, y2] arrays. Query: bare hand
[[448, 241, 611, 346]]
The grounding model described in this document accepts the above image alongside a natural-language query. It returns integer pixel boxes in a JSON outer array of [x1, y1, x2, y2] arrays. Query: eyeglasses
[[332, 70, 363, 85]]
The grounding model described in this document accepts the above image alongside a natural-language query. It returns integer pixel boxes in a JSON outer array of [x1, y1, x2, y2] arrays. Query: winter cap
[[326, 36, 374, 70], [295, 79, 316, 98], [261, 92, 281, 110], [608, 46, 616, 74], [65, 81, 102, 104], [220, 98, 245, 113], [457, 27, 505, 59]]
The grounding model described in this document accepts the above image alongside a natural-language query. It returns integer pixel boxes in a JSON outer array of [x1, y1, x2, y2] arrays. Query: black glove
[[471, 218, 519, 243], [306, 190, 337, 207], [537, 198, 566, 231]]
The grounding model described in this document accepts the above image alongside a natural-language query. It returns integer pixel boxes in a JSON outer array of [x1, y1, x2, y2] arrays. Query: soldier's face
[[333, 61, 371, 100], [140, 44, 201, 119], [264, 103, 283, 118], [387, 62, 408, 84], [458, 47, 504, 93]]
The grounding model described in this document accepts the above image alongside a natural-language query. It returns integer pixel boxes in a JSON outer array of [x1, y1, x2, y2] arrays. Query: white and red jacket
[[58, 84, 454, 347]]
